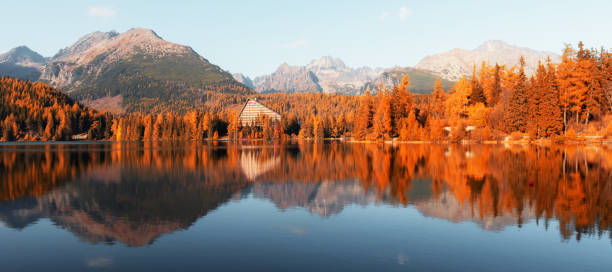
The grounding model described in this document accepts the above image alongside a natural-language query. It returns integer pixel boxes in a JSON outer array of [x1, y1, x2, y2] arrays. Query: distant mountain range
[[415, 40, 561, 81], [1, 32, 562, 112], [234, 56, 447, 95], [234, 56, 382, 94], [0, 28, 249, 113], [234, 40, 559, 95]]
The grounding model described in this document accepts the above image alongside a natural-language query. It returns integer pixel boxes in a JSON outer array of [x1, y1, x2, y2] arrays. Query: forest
[[0, 42, 610, 142]]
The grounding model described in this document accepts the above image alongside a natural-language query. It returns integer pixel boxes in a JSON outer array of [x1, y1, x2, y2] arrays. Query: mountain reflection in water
[[0, 142, 611, 247]]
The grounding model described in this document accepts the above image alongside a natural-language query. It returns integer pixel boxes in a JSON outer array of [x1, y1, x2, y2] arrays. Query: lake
[[0, 141, 610, 271]]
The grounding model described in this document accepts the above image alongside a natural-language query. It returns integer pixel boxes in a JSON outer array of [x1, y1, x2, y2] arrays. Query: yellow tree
[[227, 112, 240, 140], [445, 76, 471, 125], [392, 75, 414, 135], [354, 90, 374, 139], [430, 78, 446, 119], [557, 45, 576, 133], [504, 57, 529, 133], [373, 89, 393, 139]]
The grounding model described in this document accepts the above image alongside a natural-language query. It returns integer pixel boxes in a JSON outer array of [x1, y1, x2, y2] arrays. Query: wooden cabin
[[238, 98, 281, 126]]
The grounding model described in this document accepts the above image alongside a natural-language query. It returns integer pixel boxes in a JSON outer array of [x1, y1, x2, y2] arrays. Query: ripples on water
[[0, 141, 610, 271]]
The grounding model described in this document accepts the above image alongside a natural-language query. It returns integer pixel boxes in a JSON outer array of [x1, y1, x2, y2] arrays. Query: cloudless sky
[[2, 0, 611, 77]]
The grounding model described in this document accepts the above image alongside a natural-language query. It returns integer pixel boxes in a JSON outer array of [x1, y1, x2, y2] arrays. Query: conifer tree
[[430, 78, 446, 119], [469, 65, 487, 105], [504, 57, 529, 133], [540, 60, 563, 136], [355, 90, 374, 139], [445, 76, 471, 124]]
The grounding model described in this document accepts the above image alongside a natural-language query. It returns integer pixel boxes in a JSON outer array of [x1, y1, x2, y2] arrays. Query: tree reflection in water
[[0, 142, 610, 246]]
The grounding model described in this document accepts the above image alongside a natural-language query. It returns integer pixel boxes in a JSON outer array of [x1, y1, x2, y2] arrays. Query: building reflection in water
[[0, 142, 610, 246]]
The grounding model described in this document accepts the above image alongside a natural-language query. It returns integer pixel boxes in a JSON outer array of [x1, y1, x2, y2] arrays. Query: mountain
[[251, 56, 452, 95], [362, 67, 455, 94], [252, 56, 382, 94], [253, 63, 322, 93], [0, 46, 47, 81], [36, 28, 249, 113], [232, 73, 255, 89], [305, 56, 382, 94], [415, 40, 561, 81]]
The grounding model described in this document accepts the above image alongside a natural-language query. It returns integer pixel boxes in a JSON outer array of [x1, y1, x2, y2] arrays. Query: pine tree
[[504, 57, 529, 133], [43, 110, 54, 140], [540, 59, 564, 136], [313, 115, 324, 140], [355, 90, 374, 139], [431, 78, 446, 119], [228, 112, 240, 140], [469, 65, 487, 105], [373, 89, 393, 139], [557, 45, 577, 133], [391, 75, 414, 135], [1, 114, 18, 141], [445, 76, 471, 124], [143, 114, 153, 140]]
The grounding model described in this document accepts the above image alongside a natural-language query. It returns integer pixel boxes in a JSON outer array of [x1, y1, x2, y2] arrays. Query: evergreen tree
[[504, 57, 529, 133], [470, 65, 487, 105], [431, 78, 446, 119], [354, 90, 374, 139]]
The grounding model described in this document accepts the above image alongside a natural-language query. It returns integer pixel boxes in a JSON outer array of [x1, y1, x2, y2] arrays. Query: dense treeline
[[349, 42, 612, 141], [0, 77, 112, 141], [1, 42, 610, 142]]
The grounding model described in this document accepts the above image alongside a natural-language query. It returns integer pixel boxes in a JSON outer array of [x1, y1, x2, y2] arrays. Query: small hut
[[237, 98, 281, 127]]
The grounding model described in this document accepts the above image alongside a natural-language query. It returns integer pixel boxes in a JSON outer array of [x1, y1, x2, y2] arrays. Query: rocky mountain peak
[[53, 31, 119, 60], [307, 56, 347, 70], [232, 73, 255, 89], [0, 45, 47, 67], [475, 40, 514, 52], [415, 40, 561, 81]]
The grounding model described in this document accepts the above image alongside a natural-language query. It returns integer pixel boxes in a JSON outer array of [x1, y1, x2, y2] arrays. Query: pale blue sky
[[2, 0, 610, 77]]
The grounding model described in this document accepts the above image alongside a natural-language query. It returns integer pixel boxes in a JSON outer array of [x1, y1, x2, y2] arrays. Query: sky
[[2, 0, 611, 78]]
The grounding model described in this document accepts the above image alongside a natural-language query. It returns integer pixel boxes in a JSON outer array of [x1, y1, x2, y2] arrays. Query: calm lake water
[[0, 141, 610, 271]]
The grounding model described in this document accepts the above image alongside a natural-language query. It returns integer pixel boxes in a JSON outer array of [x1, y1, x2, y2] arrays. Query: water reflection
[[0, 142, 611, 246]]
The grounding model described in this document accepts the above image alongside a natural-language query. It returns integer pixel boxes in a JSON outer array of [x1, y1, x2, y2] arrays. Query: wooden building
[[238, 98, 281, 126]]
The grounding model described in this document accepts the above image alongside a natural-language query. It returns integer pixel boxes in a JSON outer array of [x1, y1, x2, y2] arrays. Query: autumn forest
[[0, 42, 611, 142]]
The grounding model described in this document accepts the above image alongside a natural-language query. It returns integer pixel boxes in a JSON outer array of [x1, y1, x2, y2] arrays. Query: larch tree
[[391, 75, 414, 135], [372, 89, 392, 139], [541, 59, 564, 136], [557, 45, 577, 133], [470, 65, 487, 105], [504, 57, 529, 133], [445, 76, 471, 125], [355, 90, 374, 139], [430, 78, 446, 119]]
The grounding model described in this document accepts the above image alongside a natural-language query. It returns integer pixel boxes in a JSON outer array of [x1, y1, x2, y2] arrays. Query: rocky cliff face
[[253, 63, 322, 93], [305, 56, 382, 94], [415, 40, 561, 81], [251, 56, 383, 94], [232, 73, 255, 89]]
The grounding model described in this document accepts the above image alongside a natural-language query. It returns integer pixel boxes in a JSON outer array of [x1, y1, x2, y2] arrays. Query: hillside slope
[[416, 40, 561, 81], [37, 28, 250, 113], [0, 77, 111, 141], [363, 67, 455, 94]]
